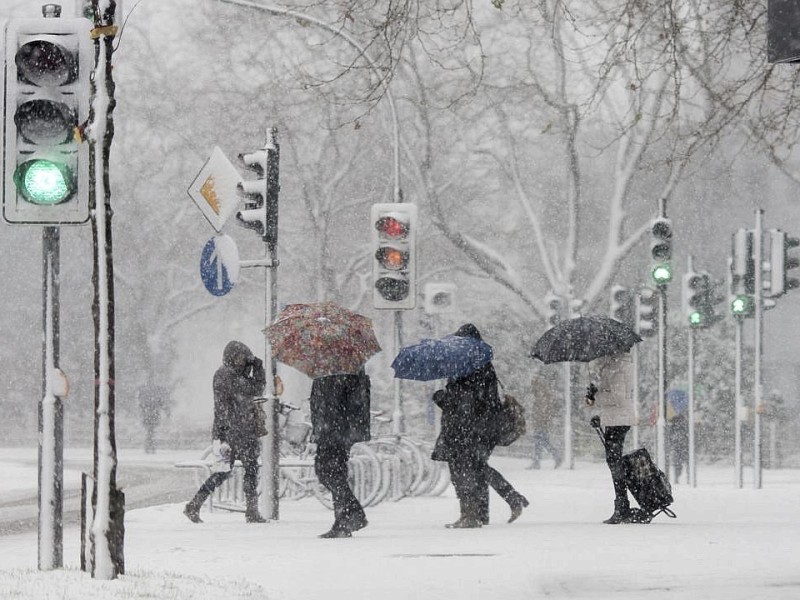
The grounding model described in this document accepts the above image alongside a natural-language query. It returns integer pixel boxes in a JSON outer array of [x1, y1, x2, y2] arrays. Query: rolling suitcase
[[592, 417, 676, 521]]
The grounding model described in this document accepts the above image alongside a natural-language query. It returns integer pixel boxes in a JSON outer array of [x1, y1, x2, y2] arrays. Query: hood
[[222, 340, 254, 369], [453, 323, 482, 340]]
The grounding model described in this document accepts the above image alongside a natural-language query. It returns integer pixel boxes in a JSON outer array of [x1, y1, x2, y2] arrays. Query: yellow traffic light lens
[[15, 100, 76, 145], [15, 159, 73, 205], [376, 247, 408, 270]]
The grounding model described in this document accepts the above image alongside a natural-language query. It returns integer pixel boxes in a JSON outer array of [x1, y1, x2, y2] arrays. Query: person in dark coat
[[310, 368, 371, 538], [184, 340, 267, 524], [431, 324, 529, 528]]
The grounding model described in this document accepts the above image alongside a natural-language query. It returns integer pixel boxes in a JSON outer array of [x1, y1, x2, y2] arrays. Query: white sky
[[1, 451, 799, 599]]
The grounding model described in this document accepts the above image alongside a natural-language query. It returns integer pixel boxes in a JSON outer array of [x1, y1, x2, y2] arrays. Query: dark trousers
[[315, 443, 365, 524], [447, 452, 488, 521], [531, 431, 561, 466], [604, 426, 630, 511], [190, 440, 260, 512]]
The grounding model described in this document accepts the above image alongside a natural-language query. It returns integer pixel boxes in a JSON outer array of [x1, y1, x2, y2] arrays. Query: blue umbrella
[[666, 389, 689, 415], [391, 335, 494, 381]]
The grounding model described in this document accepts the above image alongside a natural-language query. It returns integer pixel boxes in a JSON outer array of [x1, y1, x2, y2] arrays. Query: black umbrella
[[530, 315, 643, 364]]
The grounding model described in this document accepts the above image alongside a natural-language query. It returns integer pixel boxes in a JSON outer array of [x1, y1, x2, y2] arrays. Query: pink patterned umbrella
[[265, 302, 381, 378]]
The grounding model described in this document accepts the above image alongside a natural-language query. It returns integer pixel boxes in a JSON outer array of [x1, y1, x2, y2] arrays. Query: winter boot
[[445, 516, 482, 529], [508, 493, 530, 524], [319, 525, 352, 539], [183, 502, 203, 524], [603, 499, 632, 524]]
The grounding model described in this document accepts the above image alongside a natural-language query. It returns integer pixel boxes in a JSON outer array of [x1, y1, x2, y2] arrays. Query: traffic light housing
[[767, 229, 800, 297], [731, 228, 755, 294], [636, 287, 657, 337], [236, 147, 268, 236], [682, 270, 723, 328], [3, 16, 92, 224], [649, 217, 673, 286], [371, 203, 417, 309], [544, 292, 562, 327], [609, 285, 634, 327]]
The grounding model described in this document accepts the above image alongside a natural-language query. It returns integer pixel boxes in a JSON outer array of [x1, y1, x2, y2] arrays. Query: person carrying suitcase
[[585, 352, 643, 525]]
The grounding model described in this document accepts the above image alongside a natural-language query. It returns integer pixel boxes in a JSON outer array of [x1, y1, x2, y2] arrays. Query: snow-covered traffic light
[[682, 270, 722, 328], [235, 133, 280, 250], [609, 285, 634, 327], [649, 218, 673, 286], [636, 287, 657, 338], [372, 203, 417, 309], [767, 229, 800, 297], [543, 292, 562, 327], [3, 14, 92, 224]]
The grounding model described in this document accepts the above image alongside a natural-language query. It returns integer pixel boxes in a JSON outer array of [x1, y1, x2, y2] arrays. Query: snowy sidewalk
[[1, 456, 800, 599]]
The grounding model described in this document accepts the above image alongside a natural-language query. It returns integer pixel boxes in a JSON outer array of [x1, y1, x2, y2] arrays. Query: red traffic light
[[375, 216, 409, 239]]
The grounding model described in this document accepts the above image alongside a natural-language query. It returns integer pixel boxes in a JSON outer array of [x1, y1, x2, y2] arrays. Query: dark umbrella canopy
[[530, 315, 642, 364], [391, 335, 494, 381]]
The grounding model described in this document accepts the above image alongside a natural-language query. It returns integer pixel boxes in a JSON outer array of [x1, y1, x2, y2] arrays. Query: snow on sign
[[200, 235, 240, 296], [187, 147, 241, 232]]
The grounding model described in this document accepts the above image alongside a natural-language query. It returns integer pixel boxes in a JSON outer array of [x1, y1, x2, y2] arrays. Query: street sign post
[[200, 235, 240, 296], [187, 147, 242, 232]]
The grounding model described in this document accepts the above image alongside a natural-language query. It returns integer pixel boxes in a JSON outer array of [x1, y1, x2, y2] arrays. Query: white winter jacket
[[586, 353, 635, 427]]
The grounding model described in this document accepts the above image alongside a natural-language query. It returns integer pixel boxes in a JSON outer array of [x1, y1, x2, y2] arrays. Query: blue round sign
[[200, 235, 240, 296]]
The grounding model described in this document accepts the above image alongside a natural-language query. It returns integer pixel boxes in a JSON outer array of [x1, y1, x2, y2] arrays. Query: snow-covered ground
[[1, 450, 799, 599]]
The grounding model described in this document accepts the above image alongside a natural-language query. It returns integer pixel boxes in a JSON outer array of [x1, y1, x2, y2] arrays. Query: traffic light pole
[[656, 283, 668, 472], [734, 315, 744, 488], [753, 209, 765, 489], [39, 226, 63, 570]]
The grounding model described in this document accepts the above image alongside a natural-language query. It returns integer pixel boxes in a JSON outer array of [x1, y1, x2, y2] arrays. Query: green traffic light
[[651, 262, 672, 285], [689, 311, 703, 326], [731, 295, 752, 316], [14, 159, 74, 205]]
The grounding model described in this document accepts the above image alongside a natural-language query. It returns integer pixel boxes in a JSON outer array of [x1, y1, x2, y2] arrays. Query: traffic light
[[609, 285, 634, 327], [544, 292, 561, 327], [3, 15, 92, 224], [236, 147, 268, 236], [636, 287, 657, 337], [767, 229, 800, 297], [371, 203, 417, 309], [682, 271, 722, 328], [730, 294, 754, 318], [731, 228, 755, 294], [423, 282, 456, 314], [649, 217, 673, 286]]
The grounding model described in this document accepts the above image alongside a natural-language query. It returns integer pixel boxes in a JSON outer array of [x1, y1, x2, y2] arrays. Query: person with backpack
[[310, 368, 371, 538], [431, 323, 529, 528], [585, 351, 641, 524]]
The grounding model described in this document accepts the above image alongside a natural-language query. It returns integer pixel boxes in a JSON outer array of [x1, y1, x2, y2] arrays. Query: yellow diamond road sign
[[188, 147, 242, 232]]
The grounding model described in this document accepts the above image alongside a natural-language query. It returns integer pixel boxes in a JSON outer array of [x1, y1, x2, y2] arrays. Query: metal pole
[[753, 209, 764, 489], [631, 295, 640, 450], [688, 327, 697, 487], [392, 311, 404, 433], [734, 316, 743, 488], [563, 362, 573, 469], [656, 284, 668, 472], [39, 226, 63, 570], [259, 128, 280, 520]]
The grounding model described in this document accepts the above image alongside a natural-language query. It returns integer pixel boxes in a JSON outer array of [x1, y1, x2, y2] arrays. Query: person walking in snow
[[184, 340, 267, 524], [528, 371, 562, 469], [585, 352, 643, 524], [431, 323, 529, 528], [310, 368, 372, 538]]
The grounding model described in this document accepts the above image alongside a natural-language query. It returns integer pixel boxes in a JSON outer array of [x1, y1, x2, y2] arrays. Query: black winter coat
[[310, 370, 371, 449], [212, 341, 266, 446], [431, 362, 503, 462]]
